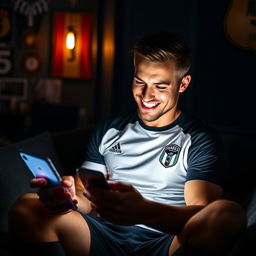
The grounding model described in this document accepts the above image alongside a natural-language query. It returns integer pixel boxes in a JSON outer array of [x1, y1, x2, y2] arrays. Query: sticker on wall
[[0, 46, 13, 76], [32, 79, 62, 103], [51, 12, 93, 79], [22, 28, 37, 49], [0, 78, 28, 100], [13, 0, 49, 27], [20, 52, 42, 76], [0, 9, 12, 41], [224, 0, 256, 52]]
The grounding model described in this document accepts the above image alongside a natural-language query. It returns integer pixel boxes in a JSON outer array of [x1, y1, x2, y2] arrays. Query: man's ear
[[178, 75, 191, 93]]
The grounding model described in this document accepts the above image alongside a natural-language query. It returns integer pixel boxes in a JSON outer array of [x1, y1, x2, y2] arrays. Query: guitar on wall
[[224, 0, 256, 52]]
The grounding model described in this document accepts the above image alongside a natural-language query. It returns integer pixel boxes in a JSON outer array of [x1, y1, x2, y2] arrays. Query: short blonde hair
[[132, 31, 192, 83]]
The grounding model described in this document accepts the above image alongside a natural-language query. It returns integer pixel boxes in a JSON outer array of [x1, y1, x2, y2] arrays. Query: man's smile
[[141, 100, 160, 110]]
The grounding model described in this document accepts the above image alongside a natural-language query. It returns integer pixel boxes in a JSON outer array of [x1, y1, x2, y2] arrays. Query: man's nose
[[142, 86, 154, 99]]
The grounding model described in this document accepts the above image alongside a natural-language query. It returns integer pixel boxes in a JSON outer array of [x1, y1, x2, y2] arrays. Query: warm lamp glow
[[66, 31, 75, 49]]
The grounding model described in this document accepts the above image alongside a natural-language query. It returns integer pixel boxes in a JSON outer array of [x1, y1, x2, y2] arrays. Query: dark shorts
[[81, 214, 174, 256]]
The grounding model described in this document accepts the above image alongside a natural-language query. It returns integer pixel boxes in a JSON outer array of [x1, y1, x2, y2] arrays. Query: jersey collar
[[137, 111, 186, 131]]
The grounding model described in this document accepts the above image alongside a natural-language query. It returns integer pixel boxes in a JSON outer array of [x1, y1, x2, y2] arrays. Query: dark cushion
[[221, 133, 256, 209], [52, 126, 94, 175], [247, 188, 256, 227], [228, 224, 256, 256], [0, 132, 62, 233]]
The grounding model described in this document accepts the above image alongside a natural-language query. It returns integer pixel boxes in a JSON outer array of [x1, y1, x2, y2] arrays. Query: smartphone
[[20, 152, 62, 186], [20, 151, 77, 210], [77, 168, 109, 190]]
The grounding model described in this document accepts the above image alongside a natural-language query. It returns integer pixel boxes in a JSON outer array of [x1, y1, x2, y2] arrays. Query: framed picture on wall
[[0, 78, 28, 100]]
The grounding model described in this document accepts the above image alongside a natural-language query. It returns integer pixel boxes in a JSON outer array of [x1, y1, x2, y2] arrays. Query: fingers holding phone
[[77, 168, 109, 190], [77, 168, 109, 209], [30, 177, 48, 188], [37, 176, 78, 214], [19, 152, 78, 214]]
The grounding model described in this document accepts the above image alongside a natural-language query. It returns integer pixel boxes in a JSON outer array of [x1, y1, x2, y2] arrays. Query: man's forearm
[[141, 200, 204, 234]]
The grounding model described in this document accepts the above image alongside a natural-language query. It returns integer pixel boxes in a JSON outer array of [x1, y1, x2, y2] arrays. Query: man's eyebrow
[[134, 75, 171, 85], [134, 75, 143, 81], [154, 80, 170, 85]]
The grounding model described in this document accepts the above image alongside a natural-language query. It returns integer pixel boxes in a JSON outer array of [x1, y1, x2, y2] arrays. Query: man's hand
[[30, 175, 78, 214], [84, 182, 148, 225]]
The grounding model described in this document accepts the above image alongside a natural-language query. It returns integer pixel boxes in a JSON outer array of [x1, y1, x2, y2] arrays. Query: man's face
[[132, 57, 190, 127]]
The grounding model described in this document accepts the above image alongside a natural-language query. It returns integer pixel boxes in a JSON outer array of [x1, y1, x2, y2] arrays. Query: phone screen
[[20, 152, 61, 186], [20, 152, 78, 211], [78, 168, 109, 190]]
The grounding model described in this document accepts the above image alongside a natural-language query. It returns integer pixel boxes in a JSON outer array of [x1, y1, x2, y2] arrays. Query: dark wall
[[0, 0, 98, 142], [194, 1, 256, 131], [1, 0, 255, 142], [0, 0, 98, 109], [111, 0, 256, 133]]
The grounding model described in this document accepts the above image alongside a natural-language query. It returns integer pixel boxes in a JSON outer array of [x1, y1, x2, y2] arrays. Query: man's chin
[[138, 112, 158, 123]]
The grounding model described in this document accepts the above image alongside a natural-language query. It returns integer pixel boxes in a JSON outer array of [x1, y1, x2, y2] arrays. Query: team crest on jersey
[[159, 144, 181, 168]]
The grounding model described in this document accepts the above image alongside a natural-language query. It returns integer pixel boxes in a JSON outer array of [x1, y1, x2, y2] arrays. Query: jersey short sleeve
[[81, 120, 108, 174], [81, 113, 138, 175], [185, 122, 224, 187]]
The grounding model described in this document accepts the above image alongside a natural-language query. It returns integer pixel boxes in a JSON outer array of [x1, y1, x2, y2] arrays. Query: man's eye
[[156, 85, 167, 90], [135, 80, 144, 85]]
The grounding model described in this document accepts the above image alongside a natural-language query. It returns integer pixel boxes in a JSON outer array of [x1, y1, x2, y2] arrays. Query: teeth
[[142, 100, 157, 108]]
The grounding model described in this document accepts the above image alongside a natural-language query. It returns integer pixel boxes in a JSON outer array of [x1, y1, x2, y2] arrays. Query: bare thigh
[[9, 193, 92, 256], [168, 236, 181, 256], [168, 200, 247, 256], [55, 210, 91, 256]]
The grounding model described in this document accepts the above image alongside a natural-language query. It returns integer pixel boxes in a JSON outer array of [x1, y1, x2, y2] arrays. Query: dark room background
[[0, 0, 255, 145], [110, 0, 256, 135]]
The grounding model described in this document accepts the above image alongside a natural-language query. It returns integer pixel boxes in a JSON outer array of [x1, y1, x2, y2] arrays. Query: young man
[[9, 31, 247, 256]]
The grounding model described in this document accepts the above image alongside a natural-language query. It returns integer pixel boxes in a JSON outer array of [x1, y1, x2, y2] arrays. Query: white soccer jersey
[[82, 111, 223, 207]]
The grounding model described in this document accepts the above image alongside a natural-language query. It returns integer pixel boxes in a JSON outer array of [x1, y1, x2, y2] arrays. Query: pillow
[[0, 132, 62, 233], [247, 188, 256, 227], [52, 126, 94, 175], [228, 224, 256, 255]]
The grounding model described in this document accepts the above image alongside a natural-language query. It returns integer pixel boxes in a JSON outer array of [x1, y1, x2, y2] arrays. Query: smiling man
[[132, 58, 190, 127], [9, 31, 247, 256]]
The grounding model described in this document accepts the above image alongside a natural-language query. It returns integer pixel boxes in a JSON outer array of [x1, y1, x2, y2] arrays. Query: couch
[[0, 126, 94, 255], [0, 125, 255, 255]]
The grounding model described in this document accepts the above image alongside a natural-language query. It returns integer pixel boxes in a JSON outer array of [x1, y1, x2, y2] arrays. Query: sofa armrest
[[0, 132, 62, 234]]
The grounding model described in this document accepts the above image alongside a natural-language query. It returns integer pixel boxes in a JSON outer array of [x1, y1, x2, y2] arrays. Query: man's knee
[[188, 199, 247, 239], [9, 193, 40, 221], [8, 193, 44, 237], [173, 200, 247, 255], [207, 199, 247, 232]]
